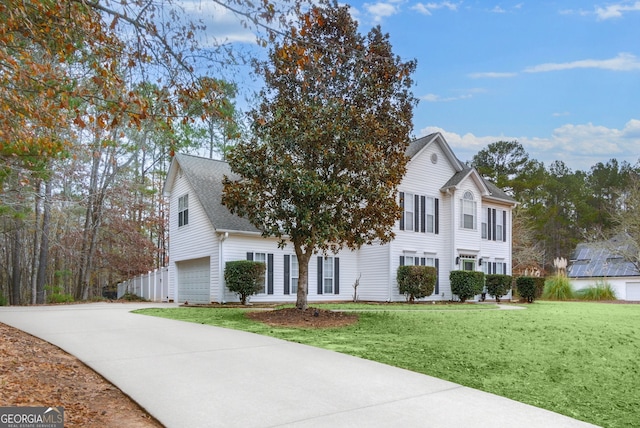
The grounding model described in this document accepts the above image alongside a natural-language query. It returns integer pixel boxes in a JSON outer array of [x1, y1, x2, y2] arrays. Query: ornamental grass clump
[[575, 280, 616, 301], [543, 257, 574, 300]]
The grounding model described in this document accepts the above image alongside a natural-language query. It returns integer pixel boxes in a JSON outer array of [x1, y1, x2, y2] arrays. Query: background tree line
[[1, 1, 637, 305], [470, 141, 640, 275]]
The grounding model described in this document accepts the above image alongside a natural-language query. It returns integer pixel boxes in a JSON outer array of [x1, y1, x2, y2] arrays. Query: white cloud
[[524, 53, 640, 73], [469, 71, 518, 78], [411, 1, 460, 15], [417, 120, 640, 170], [420, 88, 484, 102], [491, 6, 506, 13], [364, 2, 400, 21], [552, 112, 571, 117], [595, 1, 640, 20]]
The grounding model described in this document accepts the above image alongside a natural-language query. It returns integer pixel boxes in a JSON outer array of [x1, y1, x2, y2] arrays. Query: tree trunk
[[31, 180, 42, 304], [11, 219, 22, 305], [36, 179, 52, 304], [295, 246, 312, 310]]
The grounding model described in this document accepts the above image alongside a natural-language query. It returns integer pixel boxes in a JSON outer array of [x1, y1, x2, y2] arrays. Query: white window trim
[[323, 257, 335, 294], [460, 191, 476, 230], [178, 194, 189, 227]]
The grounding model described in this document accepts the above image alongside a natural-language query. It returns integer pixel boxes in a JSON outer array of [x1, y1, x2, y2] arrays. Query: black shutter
[[503, 210, 507, 242], [267, 254, 274, 294], [435, 198, 440, 235], [334, 258, 340, 294], [317, 257, 323, 295], [487, 208, 492, 241], [284, 255, 290, 295], [503, 263, 508, 275], [435, 259, 440, 295], [492, 209, 497, 241], [399, 256, 405, 266], [493, 262, 497, 274], [246, 252, 253, 261], [414, 194, 420, 233], [399, 192, 405, 230], [420, 257, 426, 265], [420, 196, 426, 233]]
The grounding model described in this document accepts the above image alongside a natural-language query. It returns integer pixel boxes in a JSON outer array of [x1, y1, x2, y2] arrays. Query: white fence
[[117, 267, 170, 302]]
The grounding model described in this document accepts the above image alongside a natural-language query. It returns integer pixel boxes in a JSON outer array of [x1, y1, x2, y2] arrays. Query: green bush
[[397, 265, 437, 302], [485, 274, 512, 302], [543, 275, 574, 300], [0, 292, 7, 306], [44, 285, 74, 304], [575, 280, 616, 301], [225, 260, 266, 305], [122, 292, 148, 302], [533, 277, 545, 299], [516, 276, 537, 303], [450, 270, 485, 302]]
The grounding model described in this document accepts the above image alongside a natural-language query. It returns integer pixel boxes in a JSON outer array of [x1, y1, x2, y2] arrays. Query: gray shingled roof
[[174, 153, 260, 233], [568, 234, 640, 278]]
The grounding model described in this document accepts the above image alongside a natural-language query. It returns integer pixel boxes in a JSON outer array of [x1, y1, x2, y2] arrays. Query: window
[[460, 191, 476, 230], [317, 256, 339, 295], [247, 252, 273, 294], [178, 194, 189, 227], [290, 256, 298, 294], [484, 208, 507, 241], [426, 197, 435, 233], [495, 261, 505, 274], [481, 209, 488, 239], [404, 192, 415, 231], [496, 212, 504, 242], [400, 192, 438, 234], [323, 257, 334, 294]]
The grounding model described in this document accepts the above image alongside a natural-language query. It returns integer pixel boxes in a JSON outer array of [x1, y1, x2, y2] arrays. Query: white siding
[[357, 243, 391, 301], [220, 235, 360, 303], [167, 165, 219, 303]]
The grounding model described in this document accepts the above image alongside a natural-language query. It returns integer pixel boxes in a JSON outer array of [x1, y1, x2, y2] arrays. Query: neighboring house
[[567, 234, 640, 300], [162, 132, 516, 304]]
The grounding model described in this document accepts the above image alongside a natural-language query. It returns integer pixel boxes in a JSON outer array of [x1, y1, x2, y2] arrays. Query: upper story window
[[178, 194, 189, 227], [460, 191, 476, 230], [483, 208, 507, 241], [403, 193, 415, 231], [400, 192, 439, 234]]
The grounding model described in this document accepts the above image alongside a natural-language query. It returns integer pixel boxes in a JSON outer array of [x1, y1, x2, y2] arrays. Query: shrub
[[576, 280, 617, 301], [516, 276, 537, 303], [397, 265, 437, 302], [0, 292, 7, 306], [485, 274, 512, 302], [44, 285, 74, 304], [121, 292, 148, 302], [543, 275, 574, 300], [450, 270, 484, 302], [533, 277, 545, 299], [225, 260, 266, 305]]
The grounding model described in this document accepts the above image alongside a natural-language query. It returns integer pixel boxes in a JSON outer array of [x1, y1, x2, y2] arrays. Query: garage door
[[177, 257, 211, 304], [626, 282, 640, 301]]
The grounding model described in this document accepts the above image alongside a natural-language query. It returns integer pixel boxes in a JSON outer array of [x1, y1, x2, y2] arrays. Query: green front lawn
[[136, 302, 640, 428]]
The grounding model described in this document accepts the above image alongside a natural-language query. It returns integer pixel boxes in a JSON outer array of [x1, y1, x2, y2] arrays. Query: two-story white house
[[162, 132, 516, 304]]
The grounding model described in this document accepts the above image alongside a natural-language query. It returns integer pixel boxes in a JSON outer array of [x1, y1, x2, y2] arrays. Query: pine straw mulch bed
[[0, 323, 162, 428], [245, 307, 359, 328]]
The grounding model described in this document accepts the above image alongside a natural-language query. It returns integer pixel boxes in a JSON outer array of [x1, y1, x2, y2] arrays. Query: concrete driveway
[[0, 303, 599, 428]]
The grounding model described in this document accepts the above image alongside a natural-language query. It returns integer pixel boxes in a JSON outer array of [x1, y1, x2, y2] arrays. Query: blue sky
[[185, 0, 640, 172]]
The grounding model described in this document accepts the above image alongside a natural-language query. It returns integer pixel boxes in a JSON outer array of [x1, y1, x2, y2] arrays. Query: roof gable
[[164, 154, 259, 233], [408, 133, 516, 205]]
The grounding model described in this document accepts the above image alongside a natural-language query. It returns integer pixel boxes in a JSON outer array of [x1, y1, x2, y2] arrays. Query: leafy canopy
[[223, 0, 417, 308]]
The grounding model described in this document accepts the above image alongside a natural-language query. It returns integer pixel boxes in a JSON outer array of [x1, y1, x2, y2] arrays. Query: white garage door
[[177, 257, 211, 304], [626, 282, 640, 301]]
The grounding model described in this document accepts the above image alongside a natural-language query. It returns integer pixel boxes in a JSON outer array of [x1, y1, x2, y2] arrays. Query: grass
[[136, 301, 640, 428]]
